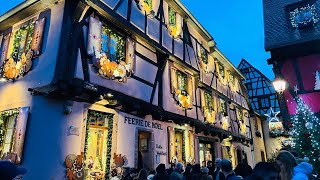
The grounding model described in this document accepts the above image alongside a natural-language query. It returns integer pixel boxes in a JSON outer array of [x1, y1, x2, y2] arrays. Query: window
[[218, 63, 225, 79], [177, 71, 188, 94], [101, 25, 125, 63], [169, 7, 176, 27], [0, 107, 29, 164], [204, 91, 214, 112], [11, 23, 34, 61], [260, 97, 270, 108], [200, 46, 208, 64], [219, 98, 227, 116], [228, 71, 235, 85]]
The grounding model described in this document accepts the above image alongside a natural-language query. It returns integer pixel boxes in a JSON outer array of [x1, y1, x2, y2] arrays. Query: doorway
[[138, 131, 152, 170], [199, 141, 214, 166]]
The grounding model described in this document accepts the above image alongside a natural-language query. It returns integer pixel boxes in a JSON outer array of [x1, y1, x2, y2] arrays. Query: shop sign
[[124, 116, 163, 130]]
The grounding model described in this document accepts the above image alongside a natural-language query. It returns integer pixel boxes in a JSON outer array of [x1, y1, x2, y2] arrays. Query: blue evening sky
[[181, 0, 274, 79], [0, 0, 274, 79]]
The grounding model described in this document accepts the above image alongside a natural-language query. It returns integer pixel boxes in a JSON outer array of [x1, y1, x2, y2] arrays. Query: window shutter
[[167, 126, 175, 162], [13, 107, 30, 164], [170, 63, 178, 94], [31, 18, 46, 56], [87, 17, 102, 56], [176, 13, 183, 37], [188, 130, 195, 163], [187, 74, 193, 108], [125, 37, 135, 73], [0, 33, 11, 63]]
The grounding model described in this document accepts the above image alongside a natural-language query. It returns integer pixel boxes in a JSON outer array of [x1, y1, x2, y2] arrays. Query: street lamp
[[272, 77, 287, 94]]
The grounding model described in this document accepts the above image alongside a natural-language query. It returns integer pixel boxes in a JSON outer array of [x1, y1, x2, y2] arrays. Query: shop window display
[[199, 142, 213, 166], [0, 107, 29, 164], [174, 130, 184, 163], [83, 110, 114, 179]]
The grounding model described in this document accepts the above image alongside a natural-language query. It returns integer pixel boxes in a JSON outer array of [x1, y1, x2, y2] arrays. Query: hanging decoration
[[198, 45, 209, 73], [265, 107, 284, 137], [236, 108, 246, 135], [0, 18, 46, 81], [215, 60, 227, 85], [134, 0, 155, 18], [170, 66, 193, 109], [314, 70, 320, 90], [201, 90, 215, 123], [167, 6, 182, 39], [65, 153, 85, 180], [88, 17, 135, 82], [289, 3, 319, 29]]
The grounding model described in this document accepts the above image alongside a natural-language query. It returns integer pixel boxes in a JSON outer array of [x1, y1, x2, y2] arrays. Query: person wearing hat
[[220, 159, 241, 180], [0, 161, 27, 180]]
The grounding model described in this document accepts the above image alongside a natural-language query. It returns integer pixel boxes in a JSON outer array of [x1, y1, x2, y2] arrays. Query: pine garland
[[11, 24, 34, 61], [0, 109, 19, 147]]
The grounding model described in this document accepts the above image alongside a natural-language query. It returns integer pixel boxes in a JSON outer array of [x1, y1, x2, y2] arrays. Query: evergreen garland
[[0, 109, 19, 147], [11, 24, 34, 61]]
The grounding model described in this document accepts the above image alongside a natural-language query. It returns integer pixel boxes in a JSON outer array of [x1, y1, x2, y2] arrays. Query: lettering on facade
[[124, 116, 163, 130], [156, 151, 167, 156], [84, 82, 98, 92]]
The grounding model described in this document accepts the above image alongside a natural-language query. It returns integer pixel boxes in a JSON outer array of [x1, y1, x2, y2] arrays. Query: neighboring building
[[263, 0, 320, 119], [0, 0, 265, 179], [238, 59, 280, 115]]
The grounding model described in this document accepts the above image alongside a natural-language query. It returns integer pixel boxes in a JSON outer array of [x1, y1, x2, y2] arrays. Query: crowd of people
[[0, 150, 314, 179], [111, 150, 314, 180]]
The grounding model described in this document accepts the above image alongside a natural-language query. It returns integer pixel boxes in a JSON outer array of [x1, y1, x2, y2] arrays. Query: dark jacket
[[234, 163, 252, 178], [170, 170, 185, 180], [154, 173, 170, 180], [212, 170, 225, 180], [225, 173, 242, 180]]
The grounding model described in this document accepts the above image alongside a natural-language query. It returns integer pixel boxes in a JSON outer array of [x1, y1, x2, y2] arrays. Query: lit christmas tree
[[315, 71, 320, 90], [292, 97, 320, 175]]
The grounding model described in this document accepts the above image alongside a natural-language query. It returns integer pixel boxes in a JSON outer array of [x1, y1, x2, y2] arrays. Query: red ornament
[[304, 133, 310, 138]]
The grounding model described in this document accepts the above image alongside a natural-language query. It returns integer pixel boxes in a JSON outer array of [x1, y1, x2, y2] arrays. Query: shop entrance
[[138, 131, 152, 169], [199, 141, 214, 166], [83, 110, 114, 179]]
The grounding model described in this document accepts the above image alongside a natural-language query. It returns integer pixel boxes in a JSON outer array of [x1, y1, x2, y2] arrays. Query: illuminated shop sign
[[124, 116, 163, 130]]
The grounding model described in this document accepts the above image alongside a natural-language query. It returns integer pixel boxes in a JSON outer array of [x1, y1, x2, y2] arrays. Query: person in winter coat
[[244, 162, 280, 180], [183, 164, 192, 180], [147, 169, 156, 180], [221, 159, 241, 180], [234, 161, 252, 178], [136, 168, 148, 180], [170, 162, 185, 180], [292, 162, 313, 180], [212, 158, 226, 180], [191, 164, 202, 180], [153, 164, 169, 180], [276, 151, 297, 180]]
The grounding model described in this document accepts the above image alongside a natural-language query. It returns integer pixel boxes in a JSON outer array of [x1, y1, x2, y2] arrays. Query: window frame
[[176, 70, 188, 94]]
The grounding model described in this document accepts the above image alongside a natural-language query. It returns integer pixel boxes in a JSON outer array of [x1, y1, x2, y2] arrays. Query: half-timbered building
[[0, 0, 265, 179]]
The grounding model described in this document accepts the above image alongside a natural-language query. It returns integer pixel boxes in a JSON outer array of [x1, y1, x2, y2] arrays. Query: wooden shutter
[[170, 63, 178, 94], [87, 17, 102, 56], [13, 107, 30, 164], [125, 37, 136, 72], [188, 130, 195, 163], [31, 18, 46, 56], [0, 33, 11, 63], [167, 126, 175, 162]]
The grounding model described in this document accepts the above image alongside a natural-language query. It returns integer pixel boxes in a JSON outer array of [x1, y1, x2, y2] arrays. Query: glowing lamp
[[272, 77, 286, 94]]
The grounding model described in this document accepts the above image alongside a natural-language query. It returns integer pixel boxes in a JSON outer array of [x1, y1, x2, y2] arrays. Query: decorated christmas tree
[[292, 97, 320, 175], [315, 71, 320, 90]]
